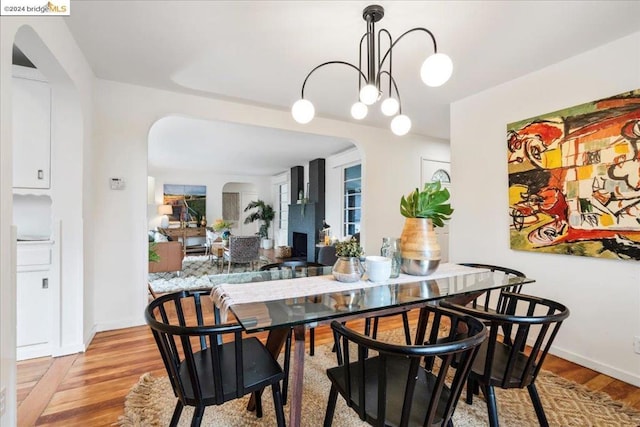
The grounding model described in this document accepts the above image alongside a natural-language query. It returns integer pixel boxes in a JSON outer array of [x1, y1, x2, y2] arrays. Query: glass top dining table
[[212, 263, 533, 333], [210, 263, 534, 427]]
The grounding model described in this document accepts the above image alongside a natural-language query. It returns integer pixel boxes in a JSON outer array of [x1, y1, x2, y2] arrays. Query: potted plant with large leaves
[[244, 200, 276, 249], [332, 237, 365, 282], [399, 181, 453, 275]]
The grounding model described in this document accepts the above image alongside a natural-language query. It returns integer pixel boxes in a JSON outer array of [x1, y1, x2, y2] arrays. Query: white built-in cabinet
[[12, 65, 51, 189], [12, 64, 56, 360], [16, 241, 53, 360]]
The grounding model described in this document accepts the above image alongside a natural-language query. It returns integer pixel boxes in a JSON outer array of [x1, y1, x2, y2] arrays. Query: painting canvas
[[163, 184, 206, 224], [507, 89, 640, 260]]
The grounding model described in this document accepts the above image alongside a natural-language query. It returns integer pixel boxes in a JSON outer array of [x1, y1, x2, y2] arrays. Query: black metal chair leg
[[323, 386, 339, 427], [254, 390, 263, 418], [271, 383, 286, 427], [481, 384, 499, 427], [191, 405, 205, 427], [310, 327, 315, 356], [466, 377, 474, 404], [282, 329, 292, 405], [527, 383, 549, 427], [169, 401, 184, 427]]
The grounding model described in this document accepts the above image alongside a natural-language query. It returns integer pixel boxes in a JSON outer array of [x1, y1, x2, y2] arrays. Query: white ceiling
[[148, 116, 355, 176], [63, 1, 640, 175]]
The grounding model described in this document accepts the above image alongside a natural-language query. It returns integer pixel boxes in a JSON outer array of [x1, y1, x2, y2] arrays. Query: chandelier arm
[[378, 29, 393, 95], [359, 33, 367, 91], [377, 27, 438, 74], [379, 70, 403, 113], [300, 61, 367, 99]]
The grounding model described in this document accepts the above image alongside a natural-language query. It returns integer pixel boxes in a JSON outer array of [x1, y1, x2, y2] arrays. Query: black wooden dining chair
[[440, 292, 570, 427], [323, 305, 487, 427], [457, 263, 526, 314], [145, 290, 286, 427]]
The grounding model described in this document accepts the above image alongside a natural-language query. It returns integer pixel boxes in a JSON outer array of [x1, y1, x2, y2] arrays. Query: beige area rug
[[118, 331, 640, 427]]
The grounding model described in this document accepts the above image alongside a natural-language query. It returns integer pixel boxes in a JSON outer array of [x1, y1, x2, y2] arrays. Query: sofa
[[149, 241, 184, 273]]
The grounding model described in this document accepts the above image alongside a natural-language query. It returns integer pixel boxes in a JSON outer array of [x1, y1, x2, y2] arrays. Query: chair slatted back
[[145, 290, 246, 405], [330, 305, 487, 427], [260, 260, 325, 277], [443, 292, 569, 390], [459, 263, 525, 313]]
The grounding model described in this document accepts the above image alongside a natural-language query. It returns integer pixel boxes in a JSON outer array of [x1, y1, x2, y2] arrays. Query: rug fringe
[[116, 373, 163, 427]]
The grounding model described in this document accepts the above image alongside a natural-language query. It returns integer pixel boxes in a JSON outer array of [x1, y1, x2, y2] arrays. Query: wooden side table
[[159, 227, 206, 256]]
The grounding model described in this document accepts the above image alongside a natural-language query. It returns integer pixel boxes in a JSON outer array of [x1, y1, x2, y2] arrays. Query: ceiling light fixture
[[291, 4, 453, 136]]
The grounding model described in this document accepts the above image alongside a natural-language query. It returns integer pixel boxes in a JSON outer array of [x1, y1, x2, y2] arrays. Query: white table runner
[[211, 263, 488, 321]]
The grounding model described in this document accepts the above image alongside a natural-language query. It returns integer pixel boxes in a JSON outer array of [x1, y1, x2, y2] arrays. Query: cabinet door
[[16, 271, 51, 349], [12, 76, 51, 188]]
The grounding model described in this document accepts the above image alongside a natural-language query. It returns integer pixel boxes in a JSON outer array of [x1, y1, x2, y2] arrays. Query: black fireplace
[[288, 159, 325, 263], [292, 232, 308, 259]]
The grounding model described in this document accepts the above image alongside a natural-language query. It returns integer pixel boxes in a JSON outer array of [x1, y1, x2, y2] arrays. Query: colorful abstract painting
[[163, 184, 206, 224], [507, 89, 640, 260]]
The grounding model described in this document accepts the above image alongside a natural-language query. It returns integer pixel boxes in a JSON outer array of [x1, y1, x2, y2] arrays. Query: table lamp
[[158, 204, 173, 228]]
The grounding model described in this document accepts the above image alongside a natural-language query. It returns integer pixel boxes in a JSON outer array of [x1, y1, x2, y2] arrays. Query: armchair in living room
[[224, 235, 260, 273]]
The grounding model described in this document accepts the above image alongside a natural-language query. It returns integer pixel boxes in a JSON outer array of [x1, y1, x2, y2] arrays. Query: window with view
[[343, 164, 361, 237]]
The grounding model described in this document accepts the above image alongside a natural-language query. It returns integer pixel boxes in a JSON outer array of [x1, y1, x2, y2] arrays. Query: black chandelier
[[291, 4, 452, 136]]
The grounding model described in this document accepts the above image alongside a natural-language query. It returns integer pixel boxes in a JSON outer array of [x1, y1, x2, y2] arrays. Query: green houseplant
[[334, 237, 364, 258], [244, 200, 276, 249], [332, 237, 365, 282], [399, 181, 453, 276], [148, 242, 160, 263], [400, 181, 453, 225]]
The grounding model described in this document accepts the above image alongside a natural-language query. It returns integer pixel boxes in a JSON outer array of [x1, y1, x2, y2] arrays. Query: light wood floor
[[17, 302, 640, 426]]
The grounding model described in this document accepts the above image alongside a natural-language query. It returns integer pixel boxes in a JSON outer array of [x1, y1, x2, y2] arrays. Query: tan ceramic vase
[[399, 218, 441, 276]]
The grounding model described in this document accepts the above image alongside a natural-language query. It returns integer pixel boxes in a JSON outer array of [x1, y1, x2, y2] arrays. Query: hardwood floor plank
[[18, 354, 76, 427]]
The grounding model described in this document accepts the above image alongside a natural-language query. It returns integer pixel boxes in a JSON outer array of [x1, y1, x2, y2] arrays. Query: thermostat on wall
[[110, 177, 125, 190]]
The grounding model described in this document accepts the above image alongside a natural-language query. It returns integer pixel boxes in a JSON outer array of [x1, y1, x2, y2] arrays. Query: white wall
[[450, 32, 640, 386], [1, 18, 94, 426]]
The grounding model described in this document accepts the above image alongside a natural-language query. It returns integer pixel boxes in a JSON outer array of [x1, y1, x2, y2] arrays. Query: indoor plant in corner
[[244, 200, 276, 249], [332, 237, 365, 282], [399, 181, 453, 275]]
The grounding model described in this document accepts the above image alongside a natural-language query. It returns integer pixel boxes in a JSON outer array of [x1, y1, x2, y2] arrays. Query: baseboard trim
[[51, 343, 86, 357], [96, 316, 145, 333], [550, 344, 640, 387]]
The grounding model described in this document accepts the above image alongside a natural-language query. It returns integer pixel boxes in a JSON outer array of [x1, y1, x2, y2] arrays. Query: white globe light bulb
[[291, 99, 315, 124], [391, 114, 411, 136], [420, 53, 453, 87], [350, 102, 368, 120], [359, 84, 379, 105], [380, 98, 399, 116]]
